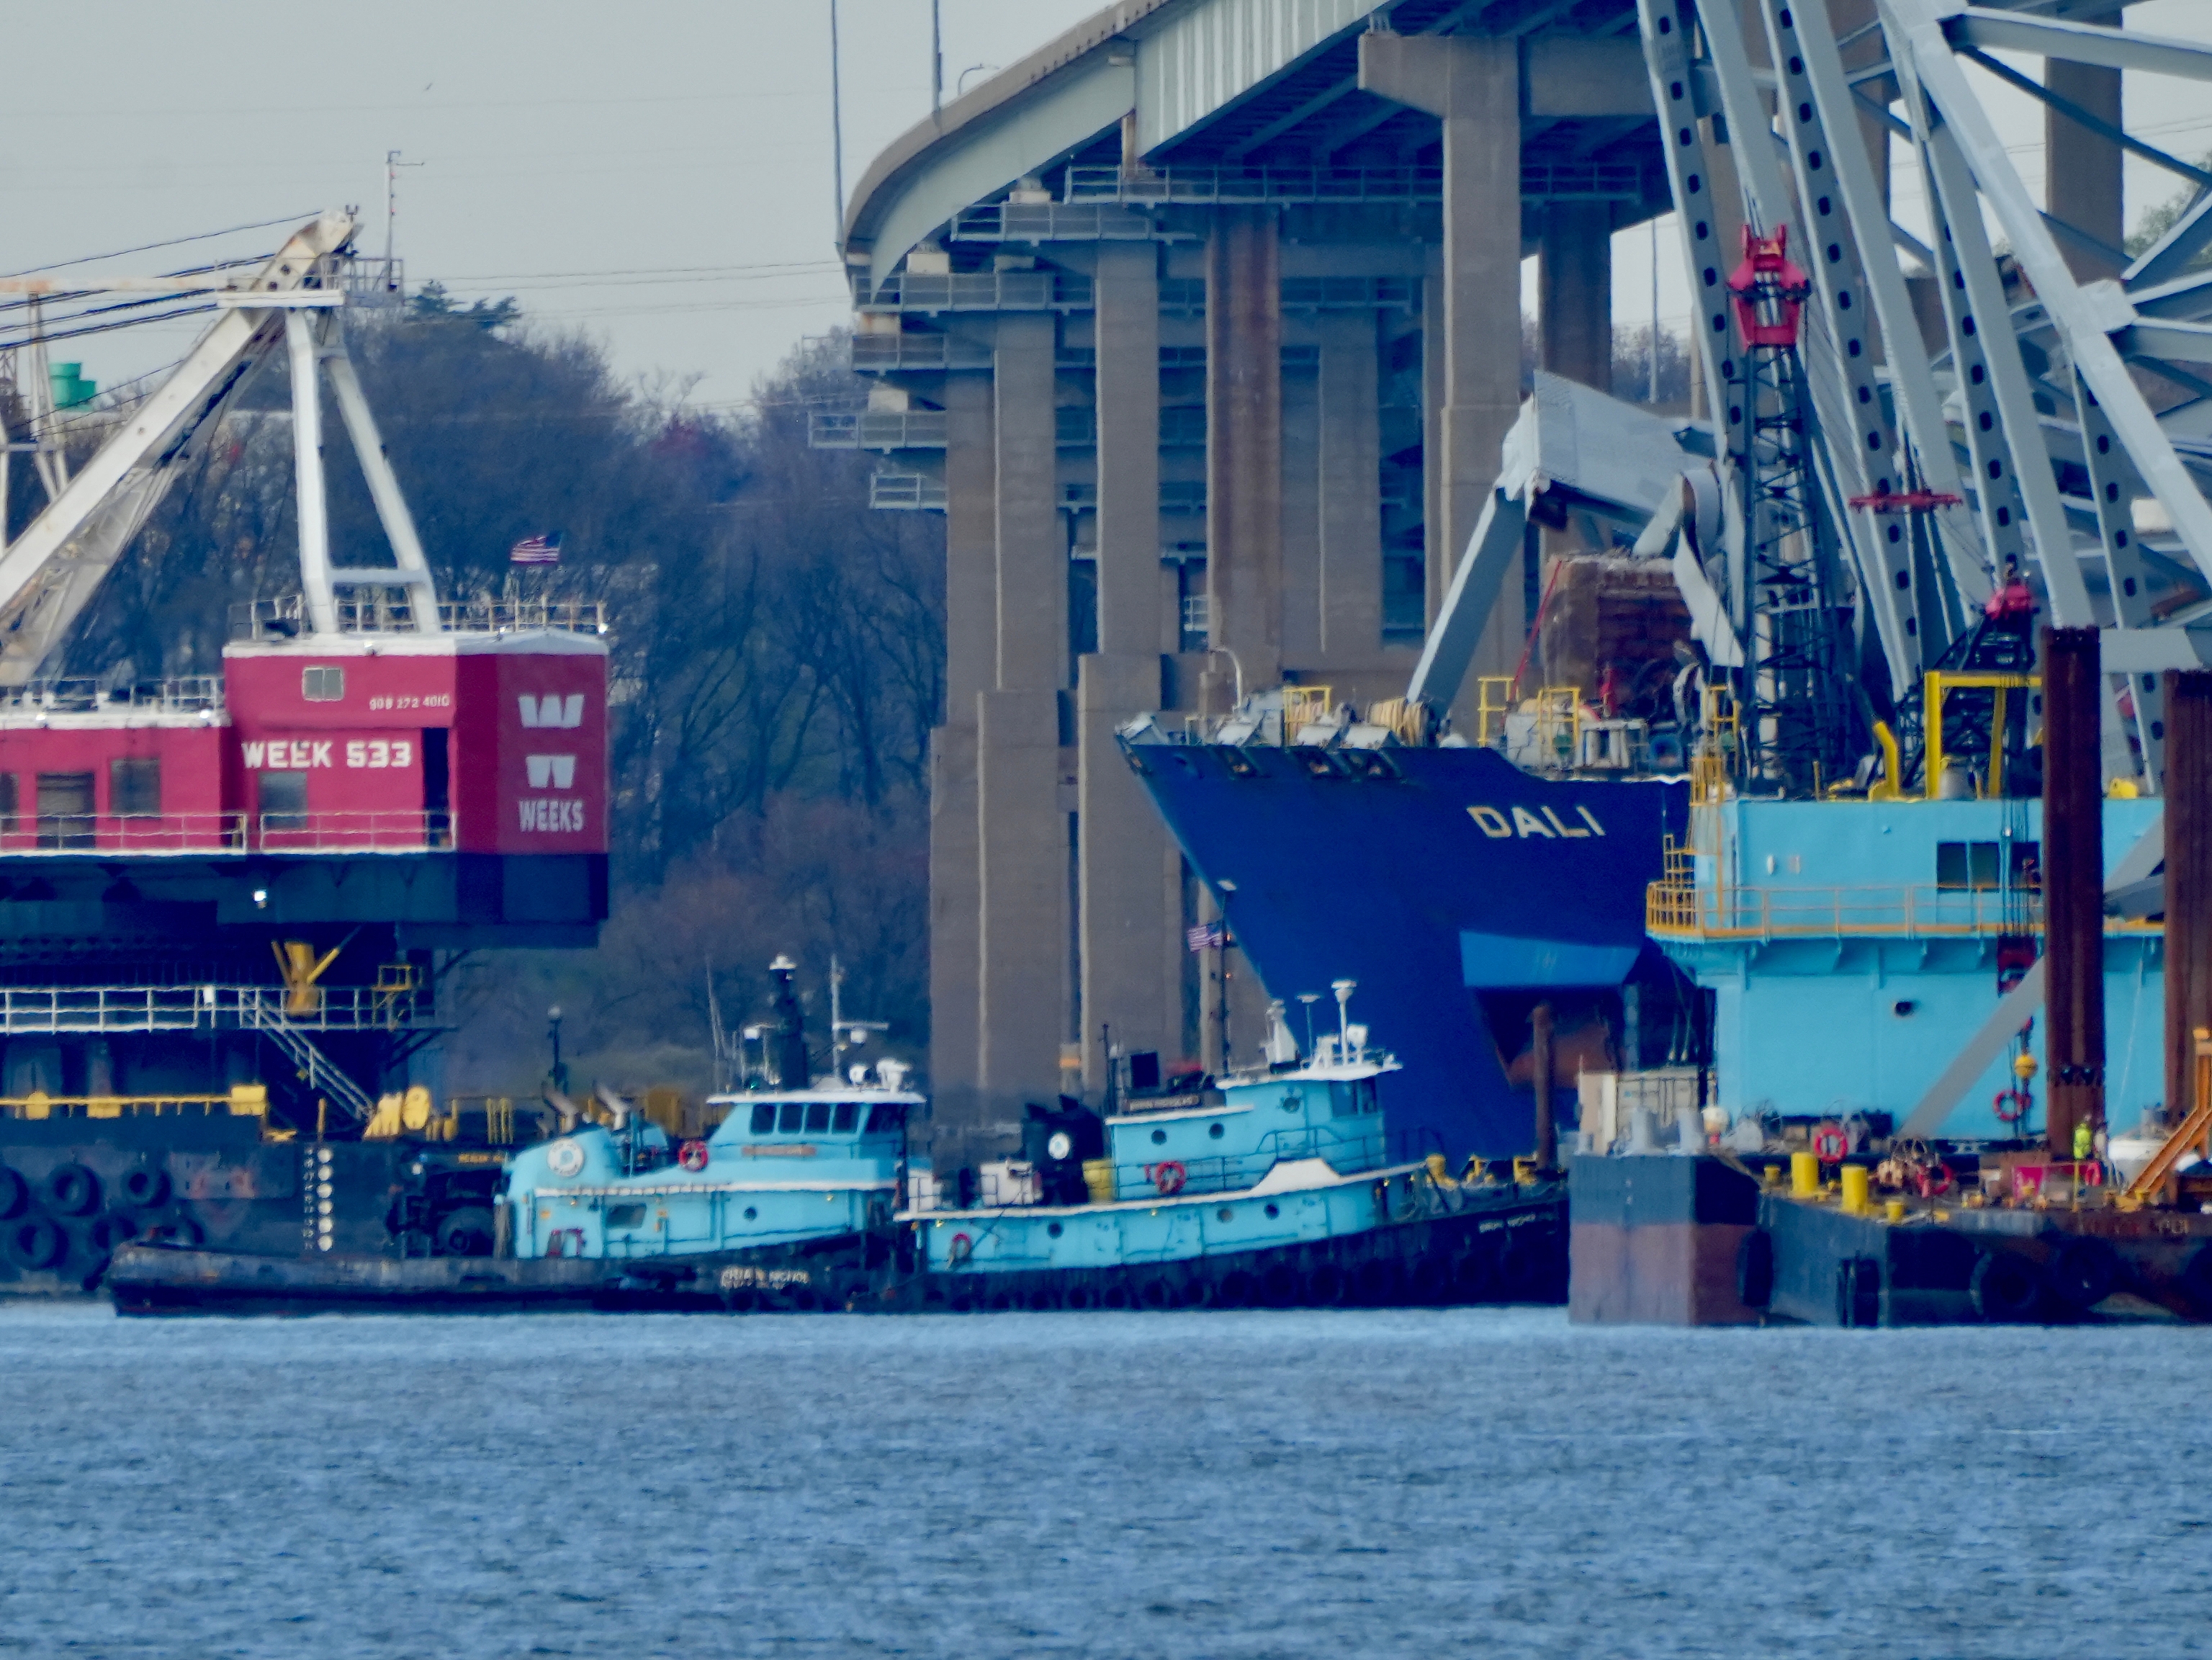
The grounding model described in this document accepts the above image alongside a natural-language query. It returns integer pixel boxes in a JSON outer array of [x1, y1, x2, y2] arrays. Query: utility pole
[[384, 150, 423, 295], [932, 0, 943, 120]]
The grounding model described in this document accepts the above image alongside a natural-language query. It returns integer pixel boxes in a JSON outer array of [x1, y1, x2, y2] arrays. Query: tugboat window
[[743, 1206, 757, 1221], [1264, 1203, 1280, 1219], [1151, 1128, 1168, 1145], [831, 1102, 860, 1133], [1047, 1221, 1064, 1237], [606, 1204, 646, 1229], [750, 1103, 777, 1134], [1208, 1122, 1225, 1139], [804, 1101, 832, 1133], [778, 1103, 806, 1132], [864, 1103, 906, 1133]]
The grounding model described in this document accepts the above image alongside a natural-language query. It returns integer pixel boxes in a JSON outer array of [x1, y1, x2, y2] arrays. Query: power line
[[0, 212, 319, 279]]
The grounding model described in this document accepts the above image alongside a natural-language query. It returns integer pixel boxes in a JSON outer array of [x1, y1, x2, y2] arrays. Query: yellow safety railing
[[0, 1084, 267, 1120], [1475, 676, 1515, 747], [1925, 670, 2038, 799], [1645, 880, 2154, 941]]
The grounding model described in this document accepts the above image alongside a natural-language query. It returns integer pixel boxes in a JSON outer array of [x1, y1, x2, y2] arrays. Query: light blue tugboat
[[893, 985, 1566, 1311], [498, 957, 921, 1309], [503, 1071, 917, 1265]]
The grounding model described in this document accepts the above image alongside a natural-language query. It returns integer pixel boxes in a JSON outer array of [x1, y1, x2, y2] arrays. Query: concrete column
[[975, 313, 1066, 1146], [2046, 12, 2124, 282], [1093, 243, 1161, 655], [1078, 655, 1169, 1090], [1280, 352, 1321, 662], [927, 369, 994, 1143], [1205, 206, 1284, 691], [1359, 33, 1524, 682], [993, 313, 1061, 691], [976, 688, 1064, 1137], [1080, 241, 1176, 1093], [1317, 310, 1382, 662], [1422, 246, 1447, 625], [1538, 201, 1612, 392]]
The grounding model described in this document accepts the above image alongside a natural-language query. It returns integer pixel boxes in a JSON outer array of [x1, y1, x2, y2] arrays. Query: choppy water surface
[[1, 1306, 2207, 1658]]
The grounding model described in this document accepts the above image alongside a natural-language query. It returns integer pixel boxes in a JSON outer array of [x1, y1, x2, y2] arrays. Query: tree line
[[41, 296, 945, 1091]]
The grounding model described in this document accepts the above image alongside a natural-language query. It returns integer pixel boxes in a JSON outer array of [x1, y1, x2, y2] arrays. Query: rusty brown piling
[[2164, 672, 2212, 1123], [1530, 1001, 1557, 1172], [2042, 627, 2105, 1159]]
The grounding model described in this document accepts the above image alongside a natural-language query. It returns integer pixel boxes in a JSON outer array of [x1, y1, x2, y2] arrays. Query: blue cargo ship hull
[[1128, 743, 1686, 1159]]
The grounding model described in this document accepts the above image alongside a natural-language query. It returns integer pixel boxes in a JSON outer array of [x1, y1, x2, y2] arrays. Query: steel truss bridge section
[[1642, 0, 2212, 796]]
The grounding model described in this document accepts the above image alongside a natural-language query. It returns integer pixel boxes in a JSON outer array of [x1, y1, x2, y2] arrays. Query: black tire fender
[[436, 1206, 496, 1259], [1971, 1251, 2044, 1323], [89, 1213, 142, 1255], [0, 1166, 24, 1221], [121, 1165, 170, 1209], [2180, 1244, 2212, 1311], [45, 1164, 99, 1218], [1736, 1229, 1776, 1309], [6, 1217, 66, 1270], [2046, 1237, 2118, 1311]]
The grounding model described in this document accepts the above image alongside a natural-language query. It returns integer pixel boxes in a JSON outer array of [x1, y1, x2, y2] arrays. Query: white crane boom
[[0, 209, 441, 682]]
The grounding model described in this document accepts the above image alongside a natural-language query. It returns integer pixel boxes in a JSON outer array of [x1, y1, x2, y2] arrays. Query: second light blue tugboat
[[892, 985, 1565, 1312]]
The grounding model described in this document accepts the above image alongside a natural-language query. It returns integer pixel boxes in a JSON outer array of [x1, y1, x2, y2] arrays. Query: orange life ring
[[1810, 1123, 1850, 1162], [1917, 1162, 1954, 1198], [678, 1140, 711, 1172], [948, 1231, 974, 1263], [1148, 1159, 1189, 1196], [1992, 1088, 2032, 1124]]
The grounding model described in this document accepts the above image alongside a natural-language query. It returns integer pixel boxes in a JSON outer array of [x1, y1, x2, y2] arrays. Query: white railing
[[1645, 881, 2154, 941], [0, 983, 433, 1034], [0, 678, 223, 714], [0, 811, 453, 855], [233, 594, 608, 640]]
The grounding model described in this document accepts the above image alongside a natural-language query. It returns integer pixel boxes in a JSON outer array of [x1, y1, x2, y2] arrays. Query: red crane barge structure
[[0, 211, 608, 1287]]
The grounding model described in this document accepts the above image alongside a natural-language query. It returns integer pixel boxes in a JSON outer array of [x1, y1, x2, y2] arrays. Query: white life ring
[[546, 1138, 586, 1178]]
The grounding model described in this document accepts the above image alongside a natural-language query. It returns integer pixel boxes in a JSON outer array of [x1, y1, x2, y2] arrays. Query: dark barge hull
[[109, 1187, 1568, 1315], [1568, 1154, 2212, 1327]]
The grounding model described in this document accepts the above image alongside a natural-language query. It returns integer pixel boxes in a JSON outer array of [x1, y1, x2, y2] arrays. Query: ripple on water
[[1, 1304, 2209, 1659]]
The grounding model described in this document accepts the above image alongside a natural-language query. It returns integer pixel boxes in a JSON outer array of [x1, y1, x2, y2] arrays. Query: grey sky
[[9, 2, 2209, 410], [6, 1, 1097, 408]]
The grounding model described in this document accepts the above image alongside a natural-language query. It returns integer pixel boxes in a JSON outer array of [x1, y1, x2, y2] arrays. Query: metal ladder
[[243, 1005, 376, 1121]]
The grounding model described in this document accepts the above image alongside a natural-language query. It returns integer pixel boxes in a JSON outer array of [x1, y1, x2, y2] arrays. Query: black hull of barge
[[109, 1187, 1566, 1315]]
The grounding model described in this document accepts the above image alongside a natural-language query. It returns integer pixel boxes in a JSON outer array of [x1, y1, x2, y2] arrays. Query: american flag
[[1186, 923, 1228, 954], [508, 532, 562, 565]]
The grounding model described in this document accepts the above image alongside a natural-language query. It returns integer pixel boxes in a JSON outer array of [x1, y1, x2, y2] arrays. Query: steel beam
[[1889, 0, 2212, 592]]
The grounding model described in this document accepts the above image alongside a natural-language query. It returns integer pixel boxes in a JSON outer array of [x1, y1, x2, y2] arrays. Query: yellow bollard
[[1884, 1198, 1906, 1224], [1763, 1164, 1784, 1186], [1791, 1150, 1820, 1197], [1840, 1164, 1871, 1215]]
